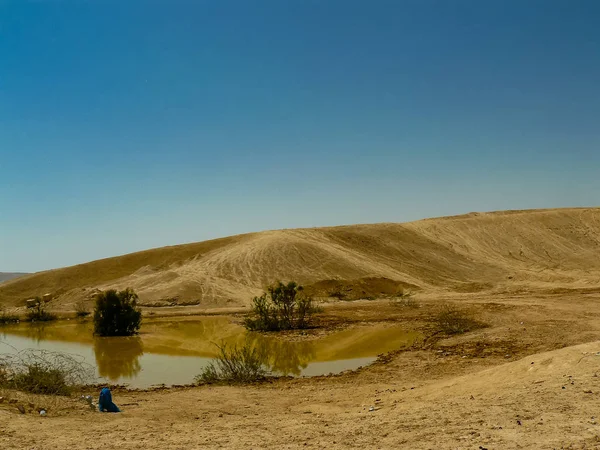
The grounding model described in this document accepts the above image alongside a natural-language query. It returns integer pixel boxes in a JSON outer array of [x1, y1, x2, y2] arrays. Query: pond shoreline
[[1, 299, 424, 389]]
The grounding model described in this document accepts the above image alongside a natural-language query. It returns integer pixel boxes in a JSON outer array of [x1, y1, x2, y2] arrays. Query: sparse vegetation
[[12, 365, 71, 396], [0, 308, 19, 325], [391, 296, 420, 308], [244, 281, 320, 332], [434, 304, 483, 335], [26, 301, 57, 322], [93, 288, 142, 336], [329, 288, 347, 300], [195, 342, 268, 384], [74, 300, 91, 318], [390, 289, 420, 308], [0, 349, 93, 396]]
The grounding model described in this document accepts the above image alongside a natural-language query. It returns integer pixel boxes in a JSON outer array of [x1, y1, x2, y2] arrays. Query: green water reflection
[[244, 334, 316, 376], [94, 337, 144, 380], [0, 316, 420, 384]]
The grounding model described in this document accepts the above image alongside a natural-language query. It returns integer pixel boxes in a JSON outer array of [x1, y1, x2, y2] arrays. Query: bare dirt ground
[[4, 291, 600, 449]]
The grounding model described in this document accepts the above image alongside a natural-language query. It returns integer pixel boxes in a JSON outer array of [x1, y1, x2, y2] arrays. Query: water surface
[[0, 316, 418, 388]]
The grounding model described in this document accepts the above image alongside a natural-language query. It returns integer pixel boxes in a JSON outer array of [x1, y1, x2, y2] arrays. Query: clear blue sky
[[1, 0, 599, 272]]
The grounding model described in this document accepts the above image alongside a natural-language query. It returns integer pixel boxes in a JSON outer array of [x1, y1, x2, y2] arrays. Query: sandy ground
[[3, 292, 600, 449]]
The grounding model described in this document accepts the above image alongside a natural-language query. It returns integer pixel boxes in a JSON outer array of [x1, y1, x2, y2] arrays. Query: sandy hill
[[1, 207, 599, 310], [0, 273, 28, 283]]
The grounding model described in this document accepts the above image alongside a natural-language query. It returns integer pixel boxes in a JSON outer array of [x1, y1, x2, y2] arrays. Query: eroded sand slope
[[1, 208, 598, 308]]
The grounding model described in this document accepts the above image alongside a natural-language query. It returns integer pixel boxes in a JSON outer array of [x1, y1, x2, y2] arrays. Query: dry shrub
[[398, 297, 420, 308], [390, 290, 420, 308], [328, 288, 347, 300], [196, 342, 268, 384], [26, 302, 57, 322], [0, 307, 19, 325], [75, 300, 91, 318], [435, 304, 484, 335], [0, 347, 94, 396]]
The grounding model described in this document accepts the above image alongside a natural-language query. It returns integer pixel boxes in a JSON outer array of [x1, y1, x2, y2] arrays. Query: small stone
[[17, 405, 25, 414], [369, 406, 374, 412], [39, 410, 47, 417]]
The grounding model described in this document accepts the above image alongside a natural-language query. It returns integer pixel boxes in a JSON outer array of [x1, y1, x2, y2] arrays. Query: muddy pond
[[0, 316, 419, 388]]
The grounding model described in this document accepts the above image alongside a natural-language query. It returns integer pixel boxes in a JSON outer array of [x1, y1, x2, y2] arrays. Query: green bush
[[26, 301, 57, 322], [93, 288, 142, 336], [195, 342, 268, 384], [435, 305, 482, 334], [244, 281, 320, 332]]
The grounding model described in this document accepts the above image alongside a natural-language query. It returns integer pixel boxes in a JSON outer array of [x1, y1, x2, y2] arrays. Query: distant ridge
[[0, 208, 599, 309], [0, 273, 28, 283]]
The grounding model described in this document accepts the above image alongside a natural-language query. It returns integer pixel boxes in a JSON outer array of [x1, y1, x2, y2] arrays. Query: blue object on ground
[[98, 387, 121, 413]]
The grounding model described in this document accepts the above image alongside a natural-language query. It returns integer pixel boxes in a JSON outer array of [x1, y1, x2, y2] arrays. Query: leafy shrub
[[26, 301, 57, 322], [75, 300, 91, 318], [244, 281, 320, 332], [435, 305, 483, 334], [195, 342, 268, 384], [93, 288, 142, 336], [0, 349, 93, 396]]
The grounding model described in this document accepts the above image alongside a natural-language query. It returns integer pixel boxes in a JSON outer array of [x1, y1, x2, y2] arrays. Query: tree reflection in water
[[23, 323, 48, 343], [244, 333, 316, 376], [93, 336, 144, 380]]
